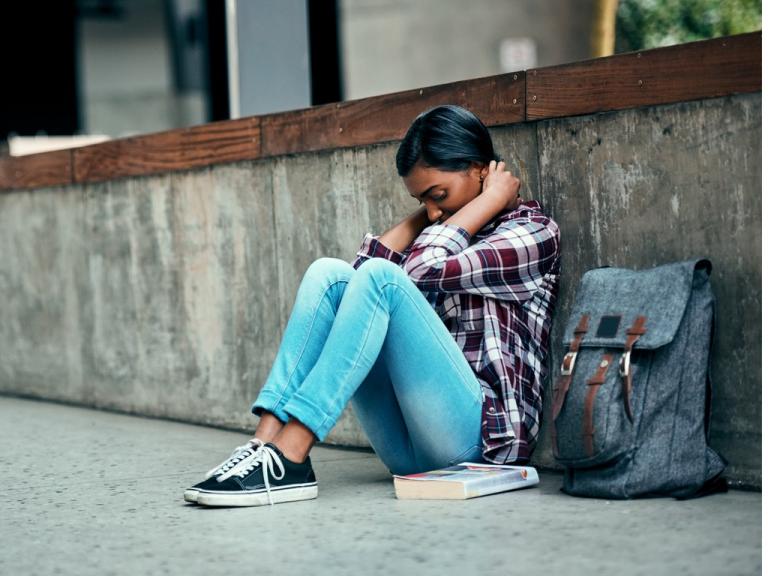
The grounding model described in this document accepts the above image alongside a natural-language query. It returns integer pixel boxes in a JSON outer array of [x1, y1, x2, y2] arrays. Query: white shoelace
[[217, 444, 286, 506], [205, 438, 265, 479]]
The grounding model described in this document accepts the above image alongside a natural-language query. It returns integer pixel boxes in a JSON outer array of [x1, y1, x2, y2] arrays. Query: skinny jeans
[[252, 257, 484, 475]]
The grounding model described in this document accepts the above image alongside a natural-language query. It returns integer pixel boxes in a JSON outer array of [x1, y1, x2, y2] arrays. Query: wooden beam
[[0, 150, 73, 191], [260, 72, 525, 157], [0, 32, 760, 191], [73, 116, 261, 183], [526, 31, 761, 120]]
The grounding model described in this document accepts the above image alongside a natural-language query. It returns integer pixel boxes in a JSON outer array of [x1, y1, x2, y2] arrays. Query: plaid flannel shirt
[[350, 200, 561, 464]]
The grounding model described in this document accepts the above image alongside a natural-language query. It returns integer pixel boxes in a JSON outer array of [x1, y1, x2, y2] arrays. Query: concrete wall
[[533, 96, 762, 487], [0, 93, 760, 486]]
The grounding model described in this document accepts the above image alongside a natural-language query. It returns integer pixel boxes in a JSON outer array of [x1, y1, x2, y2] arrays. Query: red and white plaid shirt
[[350, 200, 561, 464]]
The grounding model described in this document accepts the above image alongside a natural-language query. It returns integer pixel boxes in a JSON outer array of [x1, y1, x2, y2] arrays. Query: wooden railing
[[0, 31, 759, 192]]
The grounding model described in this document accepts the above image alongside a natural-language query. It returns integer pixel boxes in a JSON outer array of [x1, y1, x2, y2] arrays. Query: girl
[[184, 105, 561, 507]]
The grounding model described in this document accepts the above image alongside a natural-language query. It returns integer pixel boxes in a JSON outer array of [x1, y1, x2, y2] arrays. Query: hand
[[481, 160, 523, 210]]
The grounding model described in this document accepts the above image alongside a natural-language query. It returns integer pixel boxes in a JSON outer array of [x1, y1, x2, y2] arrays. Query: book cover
[[393, 462, 539, 500]]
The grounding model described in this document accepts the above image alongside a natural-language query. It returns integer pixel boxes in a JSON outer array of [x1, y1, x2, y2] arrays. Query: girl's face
[[403, 160, 487, 224]]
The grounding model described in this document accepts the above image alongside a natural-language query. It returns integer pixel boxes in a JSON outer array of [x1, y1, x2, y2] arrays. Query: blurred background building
[[0, 0, 761, 155]]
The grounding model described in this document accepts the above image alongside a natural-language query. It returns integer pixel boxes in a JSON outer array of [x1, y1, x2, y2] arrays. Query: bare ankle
[[252, 431, 277, 444], [253, 412, 285, 443], [271, 420, 316, 463]]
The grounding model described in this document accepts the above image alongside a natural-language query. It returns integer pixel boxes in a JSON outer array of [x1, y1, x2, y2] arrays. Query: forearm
[[443, 187, 508, 238], [377, 206, 432, 253]]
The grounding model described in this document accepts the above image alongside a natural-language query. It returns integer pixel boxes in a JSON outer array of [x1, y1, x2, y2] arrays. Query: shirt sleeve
[[350, 233, 408, 270], [402, 217, 560, 302]]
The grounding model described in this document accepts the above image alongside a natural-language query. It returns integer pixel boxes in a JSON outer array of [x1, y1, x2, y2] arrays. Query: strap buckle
[[619, 351, 631, 377], [560, 351, 578, 376]]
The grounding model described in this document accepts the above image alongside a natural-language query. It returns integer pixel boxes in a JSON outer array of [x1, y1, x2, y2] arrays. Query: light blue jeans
[[252, 257, 484, 475]]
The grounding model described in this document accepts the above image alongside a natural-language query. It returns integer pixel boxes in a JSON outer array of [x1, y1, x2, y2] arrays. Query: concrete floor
[[0, 396, 761, 576]]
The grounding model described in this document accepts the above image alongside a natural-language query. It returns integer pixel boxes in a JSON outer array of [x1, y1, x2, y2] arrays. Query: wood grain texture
[[2, 32, 760, 191], [261, 72, 525, 156], [73, 116, 260, 183], [0, 150, 73, 191], [526, 31, 761, 120]]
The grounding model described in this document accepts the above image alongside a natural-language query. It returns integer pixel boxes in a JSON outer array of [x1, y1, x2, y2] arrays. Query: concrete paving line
[[311, 454, 379, 463], [0, 473, 216, 492], [314, 444, 377, 455], [2, 458, 385, 493]]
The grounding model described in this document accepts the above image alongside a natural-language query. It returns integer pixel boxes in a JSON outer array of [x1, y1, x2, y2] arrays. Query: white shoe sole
[[196, 484, 318, 507], [184, 471, 218, 503], [183, 489, 200, 503]]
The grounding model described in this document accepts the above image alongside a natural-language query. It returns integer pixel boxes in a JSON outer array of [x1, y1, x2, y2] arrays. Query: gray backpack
[[551, 259, 727, 499]]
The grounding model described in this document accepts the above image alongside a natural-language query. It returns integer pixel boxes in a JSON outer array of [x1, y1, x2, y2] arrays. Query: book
[[393, 462, 539, 500]]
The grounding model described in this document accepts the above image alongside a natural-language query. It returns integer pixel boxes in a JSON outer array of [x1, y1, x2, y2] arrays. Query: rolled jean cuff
[[251, 390, 291, 423], [281, 392, 336, 441]]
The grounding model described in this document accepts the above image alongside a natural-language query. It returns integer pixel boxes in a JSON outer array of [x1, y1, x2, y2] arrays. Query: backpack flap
[[561, 259, 711, 351], [552, 259, 711, 467]]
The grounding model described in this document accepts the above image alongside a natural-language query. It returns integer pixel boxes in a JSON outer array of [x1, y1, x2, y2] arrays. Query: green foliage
[[615, 0, 762, 52]]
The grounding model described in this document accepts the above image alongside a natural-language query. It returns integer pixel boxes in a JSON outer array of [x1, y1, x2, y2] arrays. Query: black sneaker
[[195, 443, 318, 507], [183, 439, 265, 503]]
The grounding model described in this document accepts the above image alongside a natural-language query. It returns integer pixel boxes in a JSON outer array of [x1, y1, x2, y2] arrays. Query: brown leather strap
[[551, 314, 589, 457], [552, 314, 590, 421], [583, 354, 614, 457], [625, 316, 647, 346], [619, 316, 646, 422]]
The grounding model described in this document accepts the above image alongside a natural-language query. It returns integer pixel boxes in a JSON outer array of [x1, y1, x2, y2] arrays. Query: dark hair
[[395, 105, 501, 177]]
